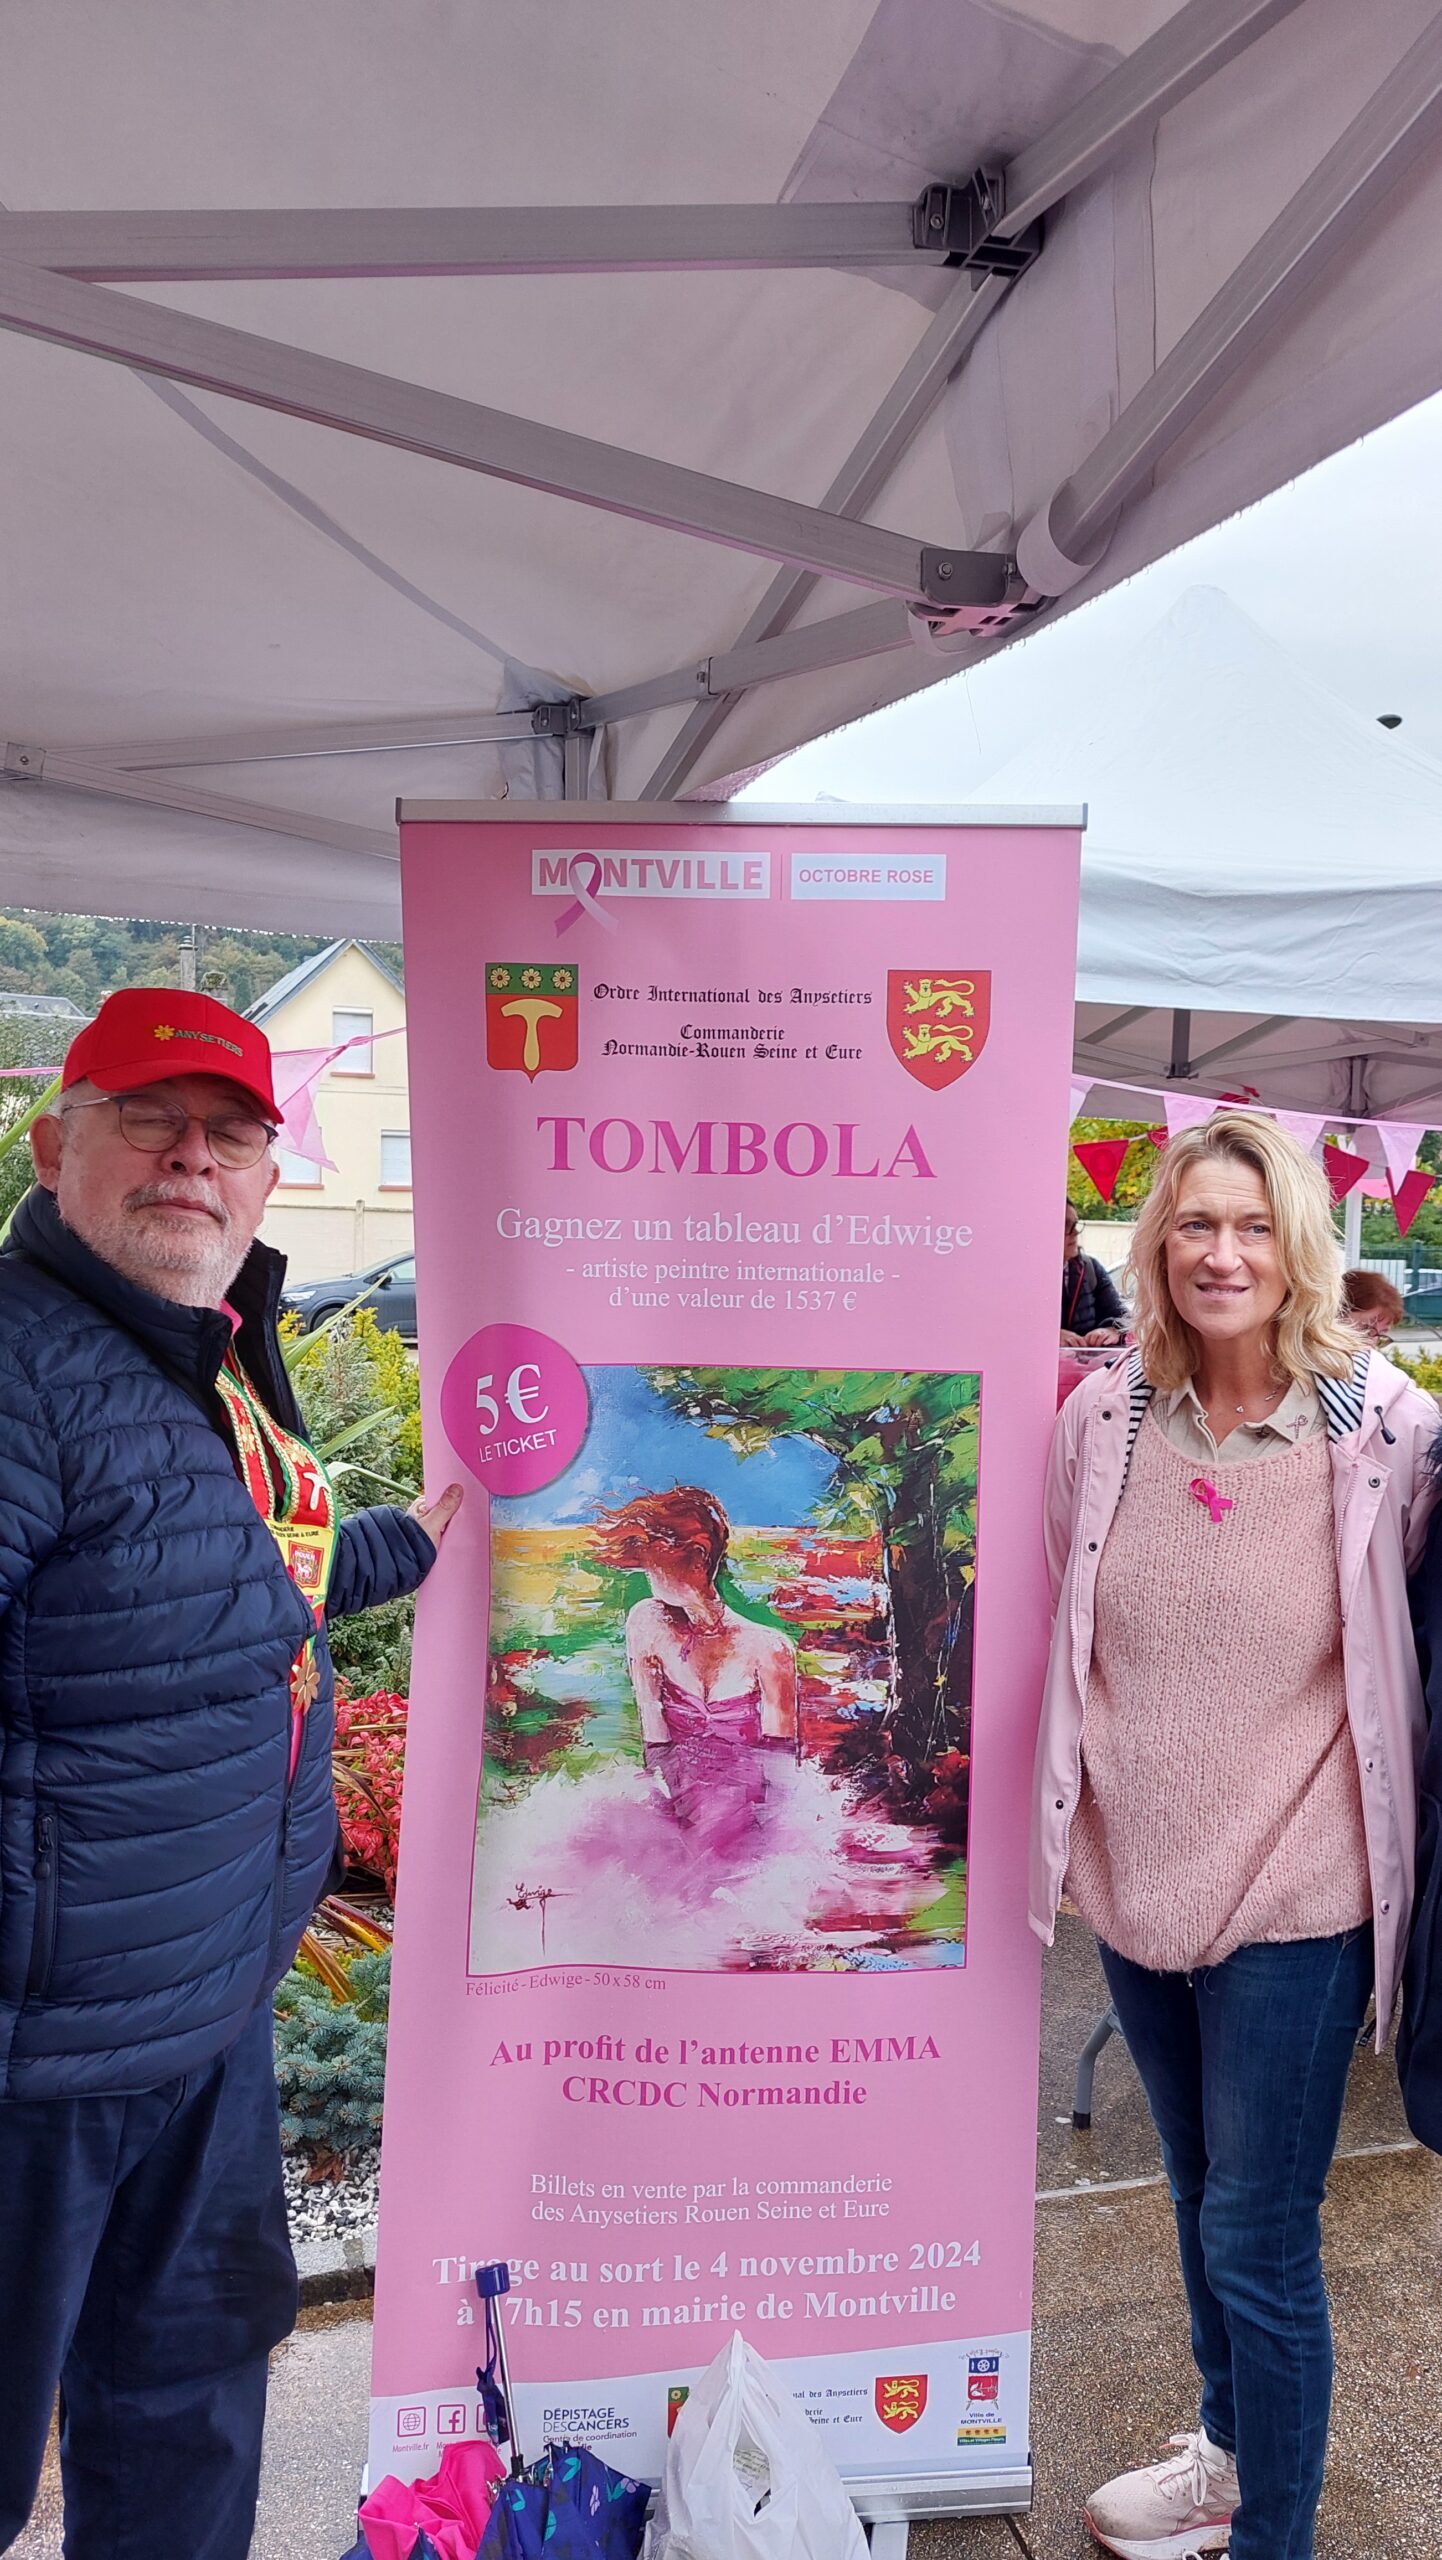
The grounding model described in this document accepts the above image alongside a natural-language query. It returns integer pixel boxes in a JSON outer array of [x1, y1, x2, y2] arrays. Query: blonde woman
[[1032, 1113, 1435, 2560]]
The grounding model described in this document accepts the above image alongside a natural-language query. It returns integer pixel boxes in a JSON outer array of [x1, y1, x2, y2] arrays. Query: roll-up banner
[[371, 804, 1082, 2521]]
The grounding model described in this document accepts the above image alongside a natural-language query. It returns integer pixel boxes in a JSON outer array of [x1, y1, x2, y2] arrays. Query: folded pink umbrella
[[359, 2439, 505, 2560]]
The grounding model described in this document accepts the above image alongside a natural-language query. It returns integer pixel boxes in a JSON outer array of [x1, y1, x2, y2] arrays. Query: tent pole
[[560, 730, 591, 800], [2, 744, 394, 860], [1342, 1154, 1365, 1269], [645, 0, 1310, 797], [1045, 15, 1442, 570], [0, 256, 1005, 614]]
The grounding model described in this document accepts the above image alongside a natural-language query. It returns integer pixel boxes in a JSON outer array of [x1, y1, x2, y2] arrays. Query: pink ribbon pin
[[1189, 1476, 1234, 1525]]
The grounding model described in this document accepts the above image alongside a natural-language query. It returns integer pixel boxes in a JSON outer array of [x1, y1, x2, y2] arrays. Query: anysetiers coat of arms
[[886, 971, 991, 1091], [485, 963, 578, 1080]]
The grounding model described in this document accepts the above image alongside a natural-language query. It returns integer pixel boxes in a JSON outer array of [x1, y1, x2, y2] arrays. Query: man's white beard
[[60, 1176, 250, 1308]]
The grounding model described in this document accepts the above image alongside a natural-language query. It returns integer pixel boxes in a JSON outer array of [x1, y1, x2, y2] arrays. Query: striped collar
[[1120, 1347, 1369, 1479]]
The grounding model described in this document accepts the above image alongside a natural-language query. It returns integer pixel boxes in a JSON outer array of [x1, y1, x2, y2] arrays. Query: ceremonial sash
[[215, 1348, 338, 1763]]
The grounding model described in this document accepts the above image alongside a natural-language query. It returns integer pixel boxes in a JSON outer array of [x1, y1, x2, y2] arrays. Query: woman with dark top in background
[[1062, 1199, 1129, 1346]]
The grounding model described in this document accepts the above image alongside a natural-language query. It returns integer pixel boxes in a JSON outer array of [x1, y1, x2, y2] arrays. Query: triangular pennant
[[1163, 1091, 1216, 1138], [1390, 1169, 1435, 1239], [1323, 1142, 1369, 1204], [1071, 1138, 1131, 1205], [1146, 1125, 1168, 1149], [1376, 1121, 1429, 1191], [1272, 1110, 1327, 1154]]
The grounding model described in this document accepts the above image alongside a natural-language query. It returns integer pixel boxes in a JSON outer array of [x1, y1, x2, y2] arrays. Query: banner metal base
[[854, 2462, 1033, 2522]]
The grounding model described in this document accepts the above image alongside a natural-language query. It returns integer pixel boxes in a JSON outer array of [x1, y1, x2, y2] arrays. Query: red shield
[[875, 2375, 927, 2434], [887, 972, 990, 1090], [485, 963, 579, 1080]]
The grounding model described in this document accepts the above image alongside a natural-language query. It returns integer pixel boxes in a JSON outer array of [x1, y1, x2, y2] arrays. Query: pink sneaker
[[1085, 2427, 1238, 2558]]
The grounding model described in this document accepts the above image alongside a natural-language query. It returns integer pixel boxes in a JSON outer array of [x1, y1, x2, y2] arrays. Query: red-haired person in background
[[1341, 1266, 1405, 1346]]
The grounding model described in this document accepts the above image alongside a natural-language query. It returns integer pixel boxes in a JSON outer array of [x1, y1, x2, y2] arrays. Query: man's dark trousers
[[0, 2003, 296, 2557]]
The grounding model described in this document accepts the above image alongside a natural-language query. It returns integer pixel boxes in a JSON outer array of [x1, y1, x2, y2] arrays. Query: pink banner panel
[[373, 811, 1082, 2506]]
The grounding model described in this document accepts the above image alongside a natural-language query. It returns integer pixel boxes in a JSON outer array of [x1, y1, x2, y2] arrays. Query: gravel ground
[[283, 2144, 379, 2247]]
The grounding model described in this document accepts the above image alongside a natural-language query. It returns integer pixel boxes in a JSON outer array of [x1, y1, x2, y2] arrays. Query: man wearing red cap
[[0, 990, 459, 2557]]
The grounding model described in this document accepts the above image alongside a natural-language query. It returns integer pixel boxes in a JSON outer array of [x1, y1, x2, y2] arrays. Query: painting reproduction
[[470, 1365, 979, 1975]]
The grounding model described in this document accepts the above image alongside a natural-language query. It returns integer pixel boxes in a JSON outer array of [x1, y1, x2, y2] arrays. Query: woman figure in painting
[[593, 1488, 796, 1858]]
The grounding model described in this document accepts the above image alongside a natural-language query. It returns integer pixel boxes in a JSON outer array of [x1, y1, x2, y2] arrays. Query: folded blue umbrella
[[535, 2446, 650, 2559], [476, 2467, 636, 2559]]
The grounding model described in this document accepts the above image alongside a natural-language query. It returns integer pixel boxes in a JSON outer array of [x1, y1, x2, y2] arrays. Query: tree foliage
[[645, 1366, 978, 1835], [0, 908, 405, 1015]]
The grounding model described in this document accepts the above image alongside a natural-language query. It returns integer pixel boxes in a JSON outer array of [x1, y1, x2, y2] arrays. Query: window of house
[[276, 1147, 322, 1187], [332, 1008, 374, 1073], [380, 1130, 412, 1188]]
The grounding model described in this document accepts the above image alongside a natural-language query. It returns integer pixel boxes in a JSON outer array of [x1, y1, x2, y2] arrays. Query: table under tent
[[5, 3, 1442, 928]]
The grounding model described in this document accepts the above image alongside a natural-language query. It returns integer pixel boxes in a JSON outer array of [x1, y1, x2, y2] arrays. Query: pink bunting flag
[[1272, 1110, 1327, 1154], [1163, 1091, 1217, 1138], [1390, 1169, 1436, 1239], [269, 1047, 337, 1171], [1376, 1121, 1429, 1192]]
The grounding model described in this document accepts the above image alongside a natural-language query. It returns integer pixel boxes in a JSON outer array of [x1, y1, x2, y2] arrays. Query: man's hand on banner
[[410, 1483, 464, 1547]]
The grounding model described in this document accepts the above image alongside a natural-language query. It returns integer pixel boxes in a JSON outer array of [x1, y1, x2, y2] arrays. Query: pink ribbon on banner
[[553, 851, 617, 936]]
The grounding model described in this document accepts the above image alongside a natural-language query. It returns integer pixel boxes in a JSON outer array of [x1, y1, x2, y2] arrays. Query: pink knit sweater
[[1064, 1410, 1372, 1972]]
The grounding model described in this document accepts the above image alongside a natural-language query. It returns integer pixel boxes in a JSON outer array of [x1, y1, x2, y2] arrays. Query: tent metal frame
[[2, 0, 1440, 858]]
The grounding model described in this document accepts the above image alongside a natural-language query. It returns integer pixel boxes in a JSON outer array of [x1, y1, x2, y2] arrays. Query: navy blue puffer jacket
[[0, 1187, 434, 2100]]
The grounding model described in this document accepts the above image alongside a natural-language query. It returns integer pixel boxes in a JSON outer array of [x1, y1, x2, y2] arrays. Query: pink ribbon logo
[[1189, 1476, 1234, 1526], [553, 851, 618, 937]]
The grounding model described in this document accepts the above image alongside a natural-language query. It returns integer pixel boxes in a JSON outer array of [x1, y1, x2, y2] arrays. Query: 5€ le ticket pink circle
[[439, 1322, 588, 1496]]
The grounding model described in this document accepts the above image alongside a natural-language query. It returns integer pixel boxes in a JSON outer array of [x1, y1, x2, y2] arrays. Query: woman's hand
[[410, 1483, 463, 1545], [1084, 1327, 1122, 1346], [1060, 1328, 1084, 1348]]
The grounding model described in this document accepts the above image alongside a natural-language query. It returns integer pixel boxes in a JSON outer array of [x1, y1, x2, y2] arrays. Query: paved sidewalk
[[14, 1916, 1442, 2557]]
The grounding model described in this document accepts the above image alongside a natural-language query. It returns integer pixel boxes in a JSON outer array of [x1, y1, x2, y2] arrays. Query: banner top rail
[[394, 798, 1088, 828]]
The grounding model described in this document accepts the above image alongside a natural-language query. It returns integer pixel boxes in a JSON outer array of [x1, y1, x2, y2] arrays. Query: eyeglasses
[[65, 1093, 279, 1170]]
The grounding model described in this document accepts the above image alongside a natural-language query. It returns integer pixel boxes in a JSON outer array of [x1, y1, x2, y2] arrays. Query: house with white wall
[[249, 940, 410, 1285]]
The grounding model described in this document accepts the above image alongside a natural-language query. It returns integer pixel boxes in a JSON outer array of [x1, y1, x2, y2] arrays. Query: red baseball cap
[[62, 988, 280, 1121]]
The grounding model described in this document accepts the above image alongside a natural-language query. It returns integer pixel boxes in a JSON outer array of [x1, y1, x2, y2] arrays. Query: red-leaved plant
[[332, 1688, 408, 1895]]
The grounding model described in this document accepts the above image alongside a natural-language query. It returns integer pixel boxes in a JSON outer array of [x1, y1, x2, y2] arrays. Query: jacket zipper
[[26, 1809, 59, 1999], [264, 1793, 293, 1981]]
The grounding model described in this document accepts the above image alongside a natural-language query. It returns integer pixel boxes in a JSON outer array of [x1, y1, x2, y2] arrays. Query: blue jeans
[[0, 2002, 297, 2558], [1098, 1928, 1373, 2560]]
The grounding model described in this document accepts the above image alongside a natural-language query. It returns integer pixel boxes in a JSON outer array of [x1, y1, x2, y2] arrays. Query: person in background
[[0, 989, 460, 2560], [1061, 1199, 1128, 1346], [1341, 1265, 1405, 1346], [1033, 1112, 1435, 2560]]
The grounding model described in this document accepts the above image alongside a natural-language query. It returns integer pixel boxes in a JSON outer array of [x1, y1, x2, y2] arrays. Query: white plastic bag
[[648, 2330, 868, 2560]]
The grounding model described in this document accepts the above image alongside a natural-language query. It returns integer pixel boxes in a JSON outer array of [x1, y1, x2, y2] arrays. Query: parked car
[[283, 1252, 417, 1341]]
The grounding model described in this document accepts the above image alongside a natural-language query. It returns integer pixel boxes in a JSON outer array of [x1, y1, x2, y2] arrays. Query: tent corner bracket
[[529, 700, 588, 738], [2, 742, 44, 782], [911, 176, 1041, 280]]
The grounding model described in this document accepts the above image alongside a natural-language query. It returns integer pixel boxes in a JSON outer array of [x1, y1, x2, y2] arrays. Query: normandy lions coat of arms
[[886, 971, 991, 1090]]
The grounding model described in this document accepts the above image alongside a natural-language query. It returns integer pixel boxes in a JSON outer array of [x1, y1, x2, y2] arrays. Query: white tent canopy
[[6, 1, 1442, 936], [974, 584, 1442, 1124]]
